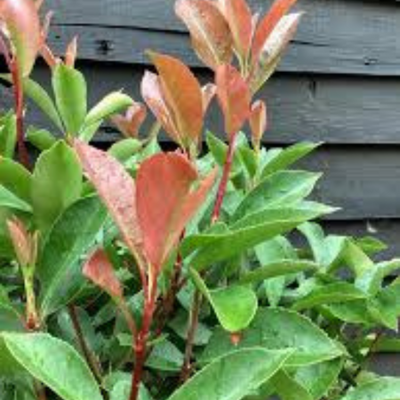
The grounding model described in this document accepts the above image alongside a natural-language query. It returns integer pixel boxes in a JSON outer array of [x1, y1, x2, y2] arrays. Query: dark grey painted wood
[[43, 0, 400, 76], [5, 63, 400, 145]]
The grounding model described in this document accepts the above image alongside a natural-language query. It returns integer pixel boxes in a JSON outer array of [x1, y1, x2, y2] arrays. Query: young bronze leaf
[[0, 0, 41, 76], [252, 0, 298, 61], [219, 0, 253, 61], [216, 64, 251, 137], [249, 100, 267, 148], [201, 83, 217, 113], [83, 249, 123, 298], [111, 102, 147, 138], [136, 152, 216, 271], [175, 0, 233, 70], [74, 141, 143, 264], [65, 35, 78, 68], [141, 70, 180, 143], [150, 52, 204, 147]]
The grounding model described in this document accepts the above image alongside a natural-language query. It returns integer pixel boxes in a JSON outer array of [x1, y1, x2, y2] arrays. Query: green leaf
[[108, 139, 143, 163], [167, 348, 292, 400], [293, 283, 367, 311], [355, 259, 400, 295], [0, 185, 32, 212], [26, 128, 57, 151], [239, 260, 318, 284], [0, 112, 16, 158], [31, 141, 82, 232], [340, 377, 400, 400], [201, 308, 342, 366], [84, 92, 133, 127], [191, 269, 257, 332], [23, 78, 64, 131], [146, 340, 184, 372], [38, 196, 107, 317], [261, 142, 321, 178], [0, 75, 63, 131], [343, 241, 374, 278], [294, 358, 343, 400], [271, 370, 313, 400], [52, 65, 87, 135], [0, 158, 32, 202], [183, 203, 334, 271], [233, 171, 321, 221], [298, 222, 347, 269], [2, 333, 103, 400]]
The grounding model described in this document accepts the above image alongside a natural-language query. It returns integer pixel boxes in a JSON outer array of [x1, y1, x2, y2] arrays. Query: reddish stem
[[211, 132, 238, 223], [180, 133, 238, 382], [10, 61, 30, 169], [129, 283, 157, 400]]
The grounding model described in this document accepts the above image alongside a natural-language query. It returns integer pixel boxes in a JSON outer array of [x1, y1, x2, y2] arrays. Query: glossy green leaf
[[233, 171, 321, 221], [0, 158, 32, 202], [2, 333, 103, 400], [26, 128, 57, 151], [271, 370, 312, 400], [108, 139, 142, 162], [294, 358, 343, 400], [201, 308, 342, 366], [23, 78, 64, 131], [38, 196, 107, 317], [191, 269, 257, 332], [0, 112, 16, 158], [31, 141, 82, 232], [52, 65, 87, 135], [183, 203, 335, 270], [340, 377, 400, 400], [261, 142, 321, 178], [84, 92, 133, 127], [293, 283, 367, 311], [0, 185, 32, 212], [343, 241, 374, 278], [109, 378, 152, 400], [239, 260, 318, 284], [167, 348, 292, 400], [146, 340, 184, 372]]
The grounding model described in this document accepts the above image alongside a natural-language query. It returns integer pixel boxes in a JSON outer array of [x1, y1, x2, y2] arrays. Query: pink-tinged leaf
[[136, 152, 216, 271], [251, 0, 298, 61], [150, 52, 204, 147], [175, 0, 233, 70], [83, 249, 123, 298], [219, 0, 253, 61], [0, 0, 41, 76], [141, 70, 180, 143], [250, 12, 302, 92], [74, 141, 144, 265], [65, 36, 78, 68], [249, 100, 267, 148], [7, 217, 38, 268], [111, 102, 147, 138], [202, 83, 217, 113], [216, 64, 251, 137]]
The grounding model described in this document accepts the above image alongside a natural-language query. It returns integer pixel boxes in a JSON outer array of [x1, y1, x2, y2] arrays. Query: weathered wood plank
[[15, 63, 400, 145], [43, 0, 400, 76]]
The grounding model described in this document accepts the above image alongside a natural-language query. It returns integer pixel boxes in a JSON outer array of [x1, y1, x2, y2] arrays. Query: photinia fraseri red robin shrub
[[0, 0, 399, 400]]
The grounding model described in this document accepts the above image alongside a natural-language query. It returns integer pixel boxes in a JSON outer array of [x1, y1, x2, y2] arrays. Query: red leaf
[[249, 100, 267, 148], [175, 0, 233, 70], [219, 0, 253, 61], [0, 0, 41, 76], [201, 83, 217, 113], [251, 0, 298, 61], [216, 64, 251, 137], [111, 101, 147, 138], [150, 52, 204, 148], [74, 141, 144, 264], [141, 70, 180, 143], [83, 249, 123, 298], [7, 217, 38, 268], [136, 152, 216, 271]]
